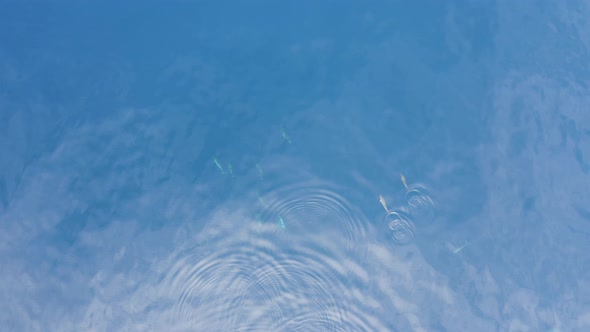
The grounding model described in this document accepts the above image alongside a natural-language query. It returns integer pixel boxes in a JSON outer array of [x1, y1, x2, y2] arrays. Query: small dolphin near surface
[[256, 163, 264, 181], [213, 157, 224, 174], [400, 173, 409, 190], [256, 191, 269, 208], [280, 126, 292, 144], [379, 194, 390, 213], [278, 216, 286, 230], [445, 241, 470, 254]]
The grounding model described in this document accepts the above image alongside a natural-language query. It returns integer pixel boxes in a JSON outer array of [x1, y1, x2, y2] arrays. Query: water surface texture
[[1, 2, 589, 331]]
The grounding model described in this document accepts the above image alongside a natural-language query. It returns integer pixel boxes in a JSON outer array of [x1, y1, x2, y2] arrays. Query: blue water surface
[[1, 1, 588, 331]]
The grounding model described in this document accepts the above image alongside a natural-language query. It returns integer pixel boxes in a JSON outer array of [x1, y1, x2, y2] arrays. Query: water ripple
[[158, 179, 383, 330], [404, 185, 435, 223], [255, 180, 368, 253], [383, 210, 416, 245]]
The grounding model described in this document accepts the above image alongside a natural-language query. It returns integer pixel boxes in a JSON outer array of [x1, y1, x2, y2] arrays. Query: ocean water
[[1, 1, 589, 331]]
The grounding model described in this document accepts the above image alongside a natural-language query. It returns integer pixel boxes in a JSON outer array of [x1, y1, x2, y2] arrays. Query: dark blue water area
[[1, 1, 589, 331]]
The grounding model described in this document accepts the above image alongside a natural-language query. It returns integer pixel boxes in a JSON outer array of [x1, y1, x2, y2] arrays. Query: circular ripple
[[255, 180, 368, 253], [404, 185, 435, 223], [239, 242, 387, 331], [164, 224, 286, 330], [383, 210, 416, 245], [159, 208, 386, 331]]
